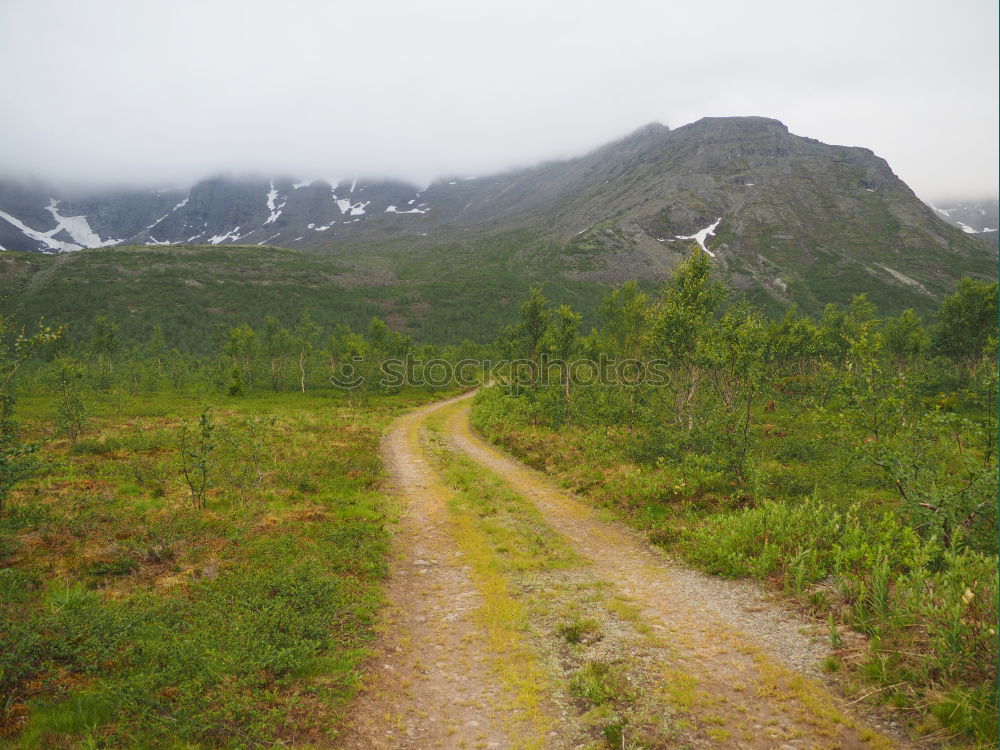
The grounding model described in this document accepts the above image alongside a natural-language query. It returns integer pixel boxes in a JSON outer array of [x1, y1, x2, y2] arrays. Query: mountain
[[0, 117, 994, 344], [930, 199, 998, 234], [929, 198, 998, 248]]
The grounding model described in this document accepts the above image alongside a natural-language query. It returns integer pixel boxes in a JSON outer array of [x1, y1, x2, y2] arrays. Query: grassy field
[[0, 388, 443, 748]]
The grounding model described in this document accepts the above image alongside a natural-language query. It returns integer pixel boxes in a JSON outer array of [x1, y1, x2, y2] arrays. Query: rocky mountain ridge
[[930, 199, 998, 234], [0, 117, 994, 334], [1, 118, 993, 257]]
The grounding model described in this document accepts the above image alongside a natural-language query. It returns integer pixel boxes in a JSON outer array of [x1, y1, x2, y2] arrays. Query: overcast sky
[[0, 0, 996, 201]]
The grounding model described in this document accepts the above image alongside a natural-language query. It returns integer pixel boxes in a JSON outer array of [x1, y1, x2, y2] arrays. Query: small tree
[[650, 248, 726, 431], [224, 324, 257, 390], [145, 324, 167, 376], [164, 348, 191, 390], [52, 355, 89, 443], [544, 304, 581, 423], [869, 410, 996, 550], [89, 315, 118, 389], [519, 287, 550, 387], [218, 415, 276, 504], [365, 317, 412, 393], [883, 308, 929, 367], [262, 315, 292, 392], [837, 321, 900, 442], [601, 281, 649, 360], [293, 310, 321, 393], [226, 366, 244, 397], [328, 324, 369, 402], [704, 304, 767, 475], [179, 407, 215, 510], [932, 277, 998, 363]]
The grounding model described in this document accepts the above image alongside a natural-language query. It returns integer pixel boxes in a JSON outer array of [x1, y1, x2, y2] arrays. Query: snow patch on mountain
[[335, 197, 369, 216], [144, 214, 168, 231], [264, 180, 287, 225], [0, 201, 120, 252], [328, 181, 369, 216], [145, 197, 189, 230], [0, 209, 81, 251], [931, 201, 999, 234], [45, 201, 120, 248], [208, 227, 242, 244], [385, 205, 427, 215], [676, 218, 722, 258]]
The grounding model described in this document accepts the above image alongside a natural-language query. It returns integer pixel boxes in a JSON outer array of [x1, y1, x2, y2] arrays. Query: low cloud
[[0, 0, 996, 201]]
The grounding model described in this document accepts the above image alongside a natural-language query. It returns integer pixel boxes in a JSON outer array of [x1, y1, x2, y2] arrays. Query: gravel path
[[338, 392, 910, 749], [336, 395, 516, 749]]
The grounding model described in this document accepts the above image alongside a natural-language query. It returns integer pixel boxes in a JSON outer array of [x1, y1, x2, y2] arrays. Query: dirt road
[[338, 392, 906, 749]]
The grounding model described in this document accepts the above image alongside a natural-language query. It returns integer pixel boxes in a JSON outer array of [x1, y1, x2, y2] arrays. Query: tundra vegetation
[[473, 251, 998, 745], [0, 249, 995, 747], [0, 316, 461, 746]]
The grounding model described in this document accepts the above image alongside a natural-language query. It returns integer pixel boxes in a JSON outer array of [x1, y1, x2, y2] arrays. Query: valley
[[0, 119, 995, 750], [0, 248, 994, 748], [3, 0, 996, 747]]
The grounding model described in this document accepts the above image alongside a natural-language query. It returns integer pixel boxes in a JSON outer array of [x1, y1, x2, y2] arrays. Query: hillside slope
[[0, 239, 609, 348]]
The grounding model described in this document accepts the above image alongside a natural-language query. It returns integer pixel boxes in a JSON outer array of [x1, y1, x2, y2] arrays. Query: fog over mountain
[[1, 116, 993, 349], [0, 0, 996, 202]]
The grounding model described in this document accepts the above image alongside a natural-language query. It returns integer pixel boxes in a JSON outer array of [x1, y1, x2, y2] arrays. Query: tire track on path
[[337, 394, 520, 750]]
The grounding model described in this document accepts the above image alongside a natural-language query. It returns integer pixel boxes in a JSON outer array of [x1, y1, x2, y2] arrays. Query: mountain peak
[[693, 115, 788, 128], [680, 116, 790, 136]]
